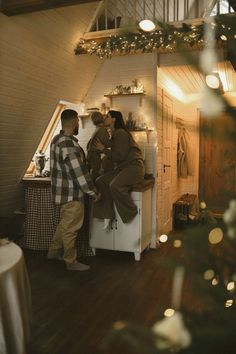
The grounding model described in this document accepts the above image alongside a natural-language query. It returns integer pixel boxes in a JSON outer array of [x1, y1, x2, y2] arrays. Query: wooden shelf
[[104, 93, 145, 98], [104, 92, 145, 106]]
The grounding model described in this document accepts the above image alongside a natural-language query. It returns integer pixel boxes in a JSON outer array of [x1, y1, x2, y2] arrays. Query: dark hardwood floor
[[23, 231, 195, 354]]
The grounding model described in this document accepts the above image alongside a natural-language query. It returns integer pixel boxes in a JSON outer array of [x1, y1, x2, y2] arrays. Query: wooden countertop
[[21, 176, 155, 191], [21, 177, 51, 187]]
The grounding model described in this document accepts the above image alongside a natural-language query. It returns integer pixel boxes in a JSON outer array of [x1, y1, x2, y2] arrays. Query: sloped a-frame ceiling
[[0, 1, 103, 216]]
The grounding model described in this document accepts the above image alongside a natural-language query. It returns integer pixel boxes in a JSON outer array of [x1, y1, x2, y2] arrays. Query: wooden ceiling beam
[[0, 0, 99, 16]]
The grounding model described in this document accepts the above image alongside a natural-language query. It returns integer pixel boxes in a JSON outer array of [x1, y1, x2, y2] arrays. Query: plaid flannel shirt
[[50, 131, 96, 205]]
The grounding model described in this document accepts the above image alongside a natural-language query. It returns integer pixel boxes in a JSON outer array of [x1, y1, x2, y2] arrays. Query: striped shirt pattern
[[50, 132, 96, 205]]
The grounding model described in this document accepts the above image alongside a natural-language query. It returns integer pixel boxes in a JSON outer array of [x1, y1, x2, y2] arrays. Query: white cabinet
[[90, 187, 152, 261]]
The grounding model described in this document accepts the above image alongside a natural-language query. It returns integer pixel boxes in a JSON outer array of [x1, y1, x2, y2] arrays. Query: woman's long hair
[[108, 110, 125, 129], [108, 110, 135, 141]]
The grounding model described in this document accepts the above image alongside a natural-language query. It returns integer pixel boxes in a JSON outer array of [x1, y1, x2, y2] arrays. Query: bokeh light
[[173, 239, 182, 248], [159, 234, 168, 243], [204, 269, 215, 280], [227, 282, 235, 291], [164, 308, 175, 317], [208, 228, 224, 244]]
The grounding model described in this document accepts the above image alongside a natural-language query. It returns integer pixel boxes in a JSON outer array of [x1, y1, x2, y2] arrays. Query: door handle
[[163, 164, 171, 173]]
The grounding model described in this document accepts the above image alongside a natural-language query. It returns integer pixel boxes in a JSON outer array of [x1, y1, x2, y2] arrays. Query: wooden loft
[[0, 0, 98, 16], [83, 0, 235, 40]]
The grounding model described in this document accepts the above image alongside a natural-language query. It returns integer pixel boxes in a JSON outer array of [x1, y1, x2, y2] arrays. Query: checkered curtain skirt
[[23, 186, 93, 257]]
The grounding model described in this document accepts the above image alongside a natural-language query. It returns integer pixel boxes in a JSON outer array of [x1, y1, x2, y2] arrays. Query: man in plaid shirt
[[47, 109, 100, 271]]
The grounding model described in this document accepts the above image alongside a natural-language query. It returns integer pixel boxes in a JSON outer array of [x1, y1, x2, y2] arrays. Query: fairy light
[[159, 234, 168, 243], [204, 269, 215, 280], [200, 201, 206, 209], [220, 34, 227, 41], [208, 228, 224, 244], [173, 240, 182, 248], [113, 321, 127, 330], [75, 16, 234, 59], [212, 278, 218, 286], [225, 299, 233, 308], [164, 308, 175, 317], [227, 282, 235, 291]]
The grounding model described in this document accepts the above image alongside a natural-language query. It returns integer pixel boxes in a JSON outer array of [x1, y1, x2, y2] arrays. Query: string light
[[159, 234, 168, 243], [225, 299, 233, 308], [173, 240, 182, 248], [113, 321, 127, 330], [227, 282, 235, 291], [220, 34, 227, 41], [75, 16, 234, 60], [208, 227, 224, 244], [212, 278, 218, 286], [164, 308, 175, 317], [204, 269, 215, 280]]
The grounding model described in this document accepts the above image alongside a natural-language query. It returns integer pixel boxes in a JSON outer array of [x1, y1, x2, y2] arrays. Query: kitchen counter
[[21, 177, 92, 256], [21, 176, 51, 187], [22, 176, 155, 191]]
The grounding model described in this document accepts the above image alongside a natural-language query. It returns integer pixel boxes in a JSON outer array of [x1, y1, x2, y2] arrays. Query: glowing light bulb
[[227, 282, 235, 291], [208, 228, 223, 244], [200, 201, 206, 209], [139, 19, 156, 32], [225, 299, 233, 307], [220, 35, 227, 41], [212, 278, 218, 286], [164, 308, 175, 317], [159, 234, 168, 243], [204, 269, 215, 280], [173, 239, 182, 248], [206, 74, 220, 89], [113, 321, 126, 330]]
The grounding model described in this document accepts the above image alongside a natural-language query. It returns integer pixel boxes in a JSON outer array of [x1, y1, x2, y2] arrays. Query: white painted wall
[[0, 3, 102, 216], [77, 53, 158, 243]]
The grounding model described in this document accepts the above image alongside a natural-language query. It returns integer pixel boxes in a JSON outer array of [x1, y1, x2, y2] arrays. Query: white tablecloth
[[0, 242, 31, 354]]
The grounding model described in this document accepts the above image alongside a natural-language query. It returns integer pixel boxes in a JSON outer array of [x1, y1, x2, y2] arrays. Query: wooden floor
[[24, 230, 196, 354]]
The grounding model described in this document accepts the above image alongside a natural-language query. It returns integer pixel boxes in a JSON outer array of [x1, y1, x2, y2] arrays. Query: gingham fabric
[[23, 186, 93, 257]]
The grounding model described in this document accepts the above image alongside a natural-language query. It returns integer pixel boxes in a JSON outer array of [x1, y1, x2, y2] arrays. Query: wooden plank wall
[[0, 2, 102, 216], [77, 52, 158, 244]]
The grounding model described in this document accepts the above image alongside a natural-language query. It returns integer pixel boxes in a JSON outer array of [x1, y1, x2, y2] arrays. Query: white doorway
[[161, 93, 174, 234]]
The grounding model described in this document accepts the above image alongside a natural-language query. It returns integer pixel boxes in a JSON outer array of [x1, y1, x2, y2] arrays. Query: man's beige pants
[[49, 200, 84, 264]]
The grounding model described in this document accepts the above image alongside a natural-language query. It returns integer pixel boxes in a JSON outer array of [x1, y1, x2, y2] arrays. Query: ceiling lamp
[[138, 19, 156, 32], [205, 72, 224, 92]]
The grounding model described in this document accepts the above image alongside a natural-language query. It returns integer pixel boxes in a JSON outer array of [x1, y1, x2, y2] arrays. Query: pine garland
[[74, 14, 236, 58]]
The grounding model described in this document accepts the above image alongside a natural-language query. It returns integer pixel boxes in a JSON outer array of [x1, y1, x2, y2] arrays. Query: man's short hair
[[91, 111, 104, 126], [61, 109, 78, 125]]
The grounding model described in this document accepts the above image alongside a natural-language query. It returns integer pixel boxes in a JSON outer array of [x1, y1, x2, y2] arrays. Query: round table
[[0, 242, 31, 354]]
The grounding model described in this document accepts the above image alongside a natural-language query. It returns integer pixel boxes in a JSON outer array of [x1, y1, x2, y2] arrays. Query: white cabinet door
[[113, 201, 141, 252], [89, 189, 152, 260], [90, 217, 113, 250]]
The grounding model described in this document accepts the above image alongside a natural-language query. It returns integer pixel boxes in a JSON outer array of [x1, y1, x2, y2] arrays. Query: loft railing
[[86, 0, 234, 34]]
